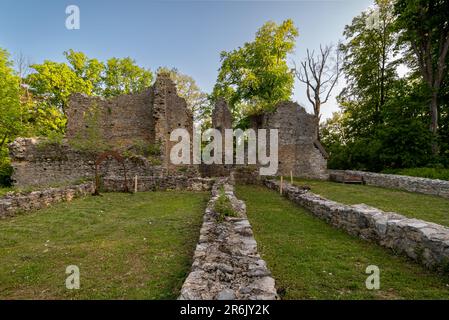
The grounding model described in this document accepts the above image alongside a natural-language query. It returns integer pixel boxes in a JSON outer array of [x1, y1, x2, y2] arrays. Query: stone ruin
[[249, 101, 328, 180], [8, 74, 328, 188]]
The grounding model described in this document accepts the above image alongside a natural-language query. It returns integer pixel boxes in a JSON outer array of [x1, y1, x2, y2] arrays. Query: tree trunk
[[430, 93, 439, 155]]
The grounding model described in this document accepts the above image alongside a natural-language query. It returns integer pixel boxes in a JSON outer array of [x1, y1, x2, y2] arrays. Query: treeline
[[321, 0, 449, 172]]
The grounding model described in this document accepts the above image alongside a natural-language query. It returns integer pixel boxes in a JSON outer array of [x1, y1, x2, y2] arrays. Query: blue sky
[[0, 0, 373, 119]]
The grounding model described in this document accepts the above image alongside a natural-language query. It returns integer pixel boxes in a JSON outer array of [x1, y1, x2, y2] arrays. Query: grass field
[[0, 191, 208, 299], [290, 178, 449, 227], [0, 187, 12, 196], [236, 185, 449, 299]]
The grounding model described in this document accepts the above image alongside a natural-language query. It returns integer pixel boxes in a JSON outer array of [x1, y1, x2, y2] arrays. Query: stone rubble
[[0, 182, 95, 218], [179, 178, 278, 300], [265, 179, 449, 271]]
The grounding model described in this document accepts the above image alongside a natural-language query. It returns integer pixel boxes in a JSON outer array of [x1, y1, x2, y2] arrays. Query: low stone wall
[[179, 179, 278, 300], [101, 176, 215, 192], [8, 138, 165, 188], [264, 179, 449, 271], [0, 183, 95, 219], [329, 170, 449, 199]]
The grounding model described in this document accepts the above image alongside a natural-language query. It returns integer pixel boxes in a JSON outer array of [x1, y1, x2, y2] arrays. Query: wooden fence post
[[280, 176, 283, 195]]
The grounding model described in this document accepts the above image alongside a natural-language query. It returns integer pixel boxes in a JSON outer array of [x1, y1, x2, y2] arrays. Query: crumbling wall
[[9, 138, 164, 188], [153, 75, 193, 172], [200, 99, 234, 177], [250, 101, 328, 179], [0, 182, 95, 218], [66, 89, 154, 149]]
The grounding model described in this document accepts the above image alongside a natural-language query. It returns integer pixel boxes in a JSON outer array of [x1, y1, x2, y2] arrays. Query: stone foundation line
[[329, 170, 449, 199], [179, 178, 278, 300], [0, 182, 95, 219], [265, 179, 449, 271]]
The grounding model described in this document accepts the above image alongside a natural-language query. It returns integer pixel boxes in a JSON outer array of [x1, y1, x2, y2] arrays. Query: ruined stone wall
[[0, 182, 95, 218], [329, 170, 449, 199], [265, 179, 449, 271], [66, 90, 154, 149], [250, 102, 328, 180], [180, 179, 278, 300], [9, 138, 164, 188], [152, 75, 194, 172], [200, 99, 234, 177], [101, 176, 214, 192]]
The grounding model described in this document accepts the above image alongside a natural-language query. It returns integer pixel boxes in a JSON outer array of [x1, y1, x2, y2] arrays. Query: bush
[[214, 187, 238, 222], [0, 157, 13, 187]]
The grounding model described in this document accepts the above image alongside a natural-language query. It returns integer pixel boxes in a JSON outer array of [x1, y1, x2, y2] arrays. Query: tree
[[0, 48, 21, 149], [26, 60, 92, 114], [0, 48, 21, 185], [103, 57, 153, 98], [213, 19, 298, 119], [156, 67, 210, 123], [64, 49, 104, 95], [394, 0, 449, 154], [294, 44, 342, 138], [339, 0, 398, 127]]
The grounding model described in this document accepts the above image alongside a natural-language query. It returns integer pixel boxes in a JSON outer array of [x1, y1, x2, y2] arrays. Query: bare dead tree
[[294, 44, 342, 139], [14, 52, 32, 84]]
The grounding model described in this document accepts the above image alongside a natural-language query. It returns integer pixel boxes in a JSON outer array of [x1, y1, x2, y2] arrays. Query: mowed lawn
[[0, 191, 208, 299], [291, 178, 449, 227], [236, 185, 449, 299]]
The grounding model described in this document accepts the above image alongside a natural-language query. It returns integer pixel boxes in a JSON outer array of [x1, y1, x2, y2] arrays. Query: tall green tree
[[0, 48, 21, 149], [0, 48, 21, 185], [103, 57, 153, 98], [339, 0, 398, 131], [394, 0, 449, 153], [26, 60, 92, 114], [212, 19, 298, 119], [64, 49, 104, 95]]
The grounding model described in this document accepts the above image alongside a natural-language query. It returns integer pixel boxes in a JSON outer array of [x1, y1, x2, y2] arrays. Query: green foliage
[[0, 48, 21, 186], [103, 57, 153, 98], [322, 0, 449, 171], [27, 51, 154, 112], [214, 187, 238, 222], [0, 152, 13, 187], [212, 19, 298, 120], [35, 131, 65, 152], [26, 60, 92, 113]]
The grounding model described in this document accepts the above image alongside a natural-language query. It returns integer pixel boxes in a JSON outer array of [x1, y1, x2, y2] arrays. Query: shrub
[[214, 187, 238, 222]]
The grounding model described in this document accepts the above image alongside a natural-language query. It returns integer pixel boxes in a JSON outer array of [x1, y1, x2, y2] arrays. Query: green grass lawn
[[0, 191, 208, 299], [289, 178, 449, 227], [0, 187, 12, 197], [236, 185, 449, 299]]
